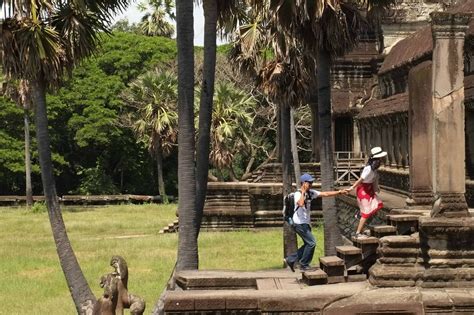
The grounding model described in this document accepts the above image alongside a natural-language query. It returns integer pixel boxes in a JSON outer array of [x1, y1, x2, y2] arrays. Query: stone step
[[378, 235, 420, 249], [387, 214, 420, 235], [372, 225, 397, 238], [302, 268, 328, 285], [336, 245, 362, 269], [319, 256, 345, 277]]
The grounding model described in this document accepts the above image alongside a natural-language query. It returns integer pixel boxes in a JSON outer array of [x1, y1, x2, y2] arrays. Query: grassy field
[[0, 204, 324, 314]]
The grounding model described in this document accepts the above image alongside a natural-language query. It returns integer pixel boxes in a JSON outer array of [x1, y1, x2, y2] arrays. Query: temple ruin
[[155, 1, 474, 314]]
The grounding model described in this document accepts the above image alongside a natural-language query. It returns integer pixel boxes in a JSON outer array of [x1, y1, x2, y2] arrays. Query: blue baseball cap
[[300, 173, 315, 183]]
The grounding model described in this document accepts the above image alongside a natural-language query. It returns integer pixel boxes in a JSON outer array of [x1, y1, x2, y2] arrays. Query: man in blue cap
[[284, 173, 347, 271]]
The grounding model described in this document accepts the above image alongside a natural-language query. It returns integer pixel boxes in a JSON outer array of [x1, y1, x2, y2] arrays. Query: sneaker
[[355, 233, 368, 239], [354, 213, 361, 220], [300, 265, 316, 272], [283, 258, 295, 272]]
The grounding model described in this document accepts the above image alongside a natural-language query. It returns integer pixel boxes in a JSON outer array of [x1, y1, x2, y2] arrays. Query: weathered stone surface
[[175, 270, 300, 290], [323, 287, 424, 315], [373, 225, 397, 233], [302, 269, 328, 286], [377, 247, 421, 257], [379, 235, 420, 247], [336, 246, 362, 256], [377, 257, 423, 265], [319, 256, 345, 267]]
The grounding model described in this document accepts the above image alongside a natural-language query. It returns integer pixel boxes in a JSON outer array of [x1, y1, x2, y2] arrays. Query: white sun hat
[[370, 147, 387, 159]]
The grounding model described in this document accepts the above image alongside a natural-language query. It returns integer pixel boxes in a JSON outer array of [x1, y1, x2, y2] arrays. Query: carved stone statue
[[92, 274, 119, 315], [93, 256, 146, 315]]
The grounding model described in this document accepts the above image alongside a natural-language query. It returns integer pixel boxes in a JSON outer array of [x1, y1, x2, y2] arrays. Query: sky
[[113, 1, 227, 46]]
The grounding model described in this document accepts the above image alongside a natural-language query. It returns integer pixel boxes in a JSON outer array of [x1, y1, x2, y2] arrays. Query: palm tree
[[176, 0, 197, 271], [1, 0, 127, 312], [195, 0, 218, 243], [138, 0, 175, 37], [271, 0, 394, 255], [205, 81, 256, 179], [122, 69, 178, 204]]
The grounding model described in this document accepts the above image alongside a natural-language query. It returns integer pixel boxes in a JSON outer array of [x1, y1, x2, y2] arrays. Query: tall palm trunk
[[155, 137, 168, 204], [281, 102, 297, 257], [290, 107, 301, 184], [309, 89, 320, 162], [317, 50, 342, 256], [31, 78, 96, 313], [176, 0, 197, 271], [195, 0, 217, 235], [24, 108, 33, 206]]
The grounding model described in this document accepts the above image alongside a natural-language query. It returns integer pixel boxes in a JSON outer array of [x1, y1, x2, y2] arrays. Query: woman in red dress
[[347, 147, 387, 239]]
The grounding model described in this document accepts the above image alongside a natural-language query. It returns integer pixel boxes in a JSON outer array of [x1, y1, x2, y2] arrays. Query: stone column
[[393, 116, 401, 167], [353, 119, 361, 156], [430, 12, 470, 217], [400, 114, 409, 168], [359, 120, 366, 157], [380, 117, 389, 166], [375, 119, 383, 148], [406, 61, 434, 207], [387, 117, 395, 166]]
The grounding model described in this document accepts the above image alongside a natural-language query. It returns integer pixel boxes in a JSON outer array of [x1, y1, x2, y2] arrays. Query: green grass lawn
[[0, 204, 324, 314]]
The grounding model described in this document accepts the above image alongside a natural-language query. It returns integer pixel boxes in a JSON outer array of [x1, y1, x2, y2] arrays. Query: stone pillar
[[387, 117, 395, 166], [359, 120, 366, 157], [353, 119, 361, 156], [400, 114, 409, 168], [430, 12, 470, 217], [393, 116, 401, 167], [380, 117, 389, 166], [375, 119, 383, 148], [406, 61, 434, 207]]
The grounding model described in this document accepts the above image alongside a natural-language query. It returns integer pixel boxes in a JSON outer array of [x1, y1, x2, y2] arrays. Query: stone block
[[373, 225, 397, 238], [194, 297, 226, 311], [320, 256, 345, 277], [302, 268, 328, 286], [346, 274, 367, 282], [379, 235, 419, 248], [327, 276, 346, 284], [421, 290, 453, 313], [164, 295, 195, 311], [388, 214, 420, 235], [377, 247, 421, 257], [336, 245, 362, 269], [225, 296, 259, 310]]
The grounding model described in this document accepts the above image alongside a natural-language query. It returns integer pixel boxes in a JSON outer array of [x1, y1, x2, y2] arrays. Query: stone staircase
[[159, 220, 179, 234], [300, 210, 426, 287]]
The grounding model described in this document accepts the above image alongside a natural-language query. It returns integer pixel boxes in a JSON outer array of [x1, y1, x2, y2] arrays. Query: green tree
[[1, 0, 128, 312], [138, 0, 175, 37], [207, 82, 256, 180], [122, 69, 179, 203]]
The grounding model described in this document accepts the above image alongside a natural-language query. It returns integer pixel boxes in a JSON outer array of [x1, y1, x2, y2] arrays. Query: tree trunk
[[156, 137, 168, 204], [317, 50, 342, 256], [281, 102, 298, 257], [290, 107, 301, 185], [24, 108, 33, 207], [195, 0, 217, 236], [31, 78, 96, 313], [309, 90, 320, 162], [176, 0, 198, 271], [276, 105, 282, 162]]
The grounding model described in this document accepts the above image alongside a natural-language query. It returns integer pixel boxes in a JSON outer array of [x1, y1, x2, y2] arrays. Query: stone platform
[[159, 270, 474, 314]]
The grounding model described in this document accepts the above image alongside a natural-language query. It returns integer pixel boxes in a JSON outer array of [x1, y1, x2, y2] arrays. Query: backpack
[[283, 190, 301, 225]]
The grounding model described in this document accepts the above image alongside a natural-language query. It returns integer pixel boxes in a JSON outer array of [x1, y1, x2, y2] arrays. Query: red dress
[[356, 183, 383, 219]]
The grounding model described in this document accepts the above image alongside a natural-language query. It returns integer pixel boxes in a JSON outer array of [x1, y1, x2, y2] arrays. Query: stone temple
[[154, 1, 474, 314]]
